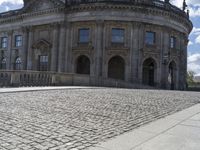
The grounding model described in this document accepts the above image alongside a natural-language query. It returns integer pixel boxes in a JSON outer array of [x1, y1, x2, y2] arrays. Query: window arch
[[0, 58, 6, 70], [15, 57, 22, 70]]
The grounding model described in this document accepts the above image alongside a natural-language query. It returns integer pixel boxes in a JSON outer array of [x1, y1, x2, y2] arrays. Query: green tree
[[187, 71, 195, 86]]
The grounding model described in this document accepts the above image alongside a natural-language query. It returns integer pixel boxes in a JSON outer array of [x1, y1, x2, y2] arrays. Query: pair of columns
[[24, 22, 69, 72]]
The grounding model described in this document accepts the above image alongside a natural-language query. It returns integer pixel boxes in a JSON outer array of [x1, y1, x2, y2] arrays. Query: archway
[[76, 55, 90, 75], [168, 61, 177, 90], [108, 56, 125, 80], [142, 58, 157, 86]]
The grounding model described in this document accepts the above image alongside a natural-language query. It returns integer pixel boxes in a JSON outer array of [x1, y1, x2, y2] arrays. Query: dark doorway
[[76, 55, 90, 75], [143, 58, 156, 86], [169, 61, 176, 90], [108, 56, 125, 80]]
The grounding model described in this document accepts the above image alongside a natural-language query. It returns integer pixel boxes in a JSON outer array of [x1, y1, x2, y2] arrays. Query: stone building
[[0, 0, 192, 90]]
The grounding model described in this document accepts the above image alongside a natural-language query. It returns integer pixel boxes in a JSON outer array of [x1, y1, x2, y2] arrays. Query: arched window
[[15, 57, 22, 70], [0, 58, 6, 70]]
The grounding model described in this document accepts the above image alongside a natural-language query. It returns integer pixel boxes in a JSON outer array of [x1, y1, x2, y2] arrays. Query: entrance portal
[[143, 58, 156, 86], [76, 55, 90, 75], [108, 56, 125, 80], [168, 61, 176, 90]]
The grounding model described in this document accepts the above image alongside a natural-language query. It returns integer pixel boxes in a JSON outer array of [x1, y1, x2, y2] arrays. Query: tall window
[[170, 36, 176, 48], [1, 37, 8, 48], [79, 28, 90, 43], [145, 31, 156, 45], [0, 58, 6, 70], [111, 28, 125, 43], [15, 57, 22, 70], [39, 55, 48, 71], [15, 35, 22, 47]]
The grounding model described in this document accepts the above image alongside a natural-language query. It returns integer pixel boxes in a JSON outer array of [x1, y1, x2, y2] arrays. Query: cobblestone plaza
[[0, 88, 200, 150]]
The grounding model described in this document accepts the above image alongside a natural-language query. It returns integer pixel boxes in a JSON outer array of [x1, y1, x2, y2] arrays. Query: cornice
[[0, 7, 65, 24], [0, 3, 193, 34], [67, 3, 193, 33]]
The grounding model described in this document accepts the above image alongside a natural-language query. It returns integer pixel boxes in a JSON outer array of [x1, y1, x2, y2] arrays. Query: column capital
[[50, 22, 60, 29], [6, 30, 13, 36]]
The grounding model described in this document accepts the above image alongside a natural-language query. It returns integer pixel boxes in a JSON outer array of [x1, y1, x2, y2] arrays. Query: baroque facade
[[0, 0, 192, 90]]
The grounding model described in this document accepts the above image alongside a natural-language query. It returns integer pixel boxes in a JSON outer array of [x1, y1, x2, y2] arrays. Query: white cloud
[[0, 0, 23, 5], [195, 35, 200, 44], [192, 27, 200, 34], [188, 41, 193, 45], [188, 53, 200, 75]]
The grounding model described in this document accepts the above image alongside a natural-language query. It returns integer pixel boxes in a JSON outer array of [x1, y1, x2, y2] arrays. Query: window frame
[[39, 55, 48, 71], [15, 35, 23, 47], [15, 57, 22, 70], [1, 37, 8, 48], [78, 28, 90, 44], [170, 36, 176, 49], [111, 28, 125, 44], [145, 31, 156, 45]]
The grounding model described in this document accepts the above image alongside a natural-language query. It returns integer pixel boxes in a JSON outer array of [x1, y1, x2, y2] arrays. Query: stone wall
[[0, 0, 192, 90]]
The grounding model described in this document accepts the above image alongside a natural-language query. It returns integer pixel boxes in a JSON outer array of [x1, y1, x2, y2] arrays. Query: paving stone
[[0, 89, 199, 149]]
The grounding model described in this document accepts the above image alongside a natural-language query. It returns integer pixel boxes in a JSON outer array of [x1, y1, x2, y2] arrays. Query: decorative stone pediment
[[23, 0, 65, 13], [32, 39, 52, 49]]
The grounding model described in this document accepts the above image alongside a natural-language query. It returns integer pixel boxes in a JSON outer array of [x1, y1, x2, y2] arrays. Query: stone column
[[131, 23, 139, 83], [64, 22, 71, 72], [161, 30, 169, 89], [22, 27, 28, 70], [27, 27, 34, 70], [137, 23, 144, 84], [50, 23, 59, 72], [95, 20, 104, 77], [58, 22, 66, 72], [7, 31, 13, 70]]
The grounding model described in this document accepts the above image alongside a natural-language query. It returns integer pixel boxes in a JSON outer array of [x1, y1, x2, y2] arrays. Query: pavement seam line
[[129, 104, 200, 150]]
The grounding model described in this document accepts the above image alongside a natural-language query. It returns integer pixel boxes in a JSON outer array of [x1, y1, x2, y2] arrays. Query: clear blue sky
[[0, 0, 200, 75]]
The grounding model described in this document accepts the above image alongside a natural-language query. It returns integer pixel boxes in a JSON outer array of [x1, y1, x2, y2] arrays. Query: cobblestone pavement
[[0, 88, 200, 150]]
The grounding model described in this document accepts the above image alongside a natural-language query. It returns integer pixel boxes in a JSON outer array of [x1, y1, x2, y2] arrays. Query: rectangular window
[[39, 55, 48, 71], [1, 37, 8, 48], [79, 28, 90, 43], [111, 28, 125, 43], [145, 31, 156, 45], [15, 35, 23, 47], [170, 36, 176, 48]]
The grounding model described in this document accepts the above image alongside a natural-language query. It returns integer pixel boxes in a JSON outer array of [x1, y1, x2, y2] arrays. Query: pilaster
[[27, 26, 34, 70], [7, 30, 13, 70], [58, 22, 66, 72], [95, 20, 104, 77], [50, 23, 59, 72]]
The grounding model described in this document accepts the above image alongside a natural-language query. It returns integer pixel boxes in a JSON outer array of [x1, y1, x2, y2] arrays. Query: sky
[[0, 0, 200, 75]]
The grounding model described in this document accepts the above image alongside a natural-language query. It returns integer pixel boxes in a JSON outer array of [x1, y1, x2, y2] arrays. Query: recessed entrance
[[108, 56, 125, 80], [142, 58, 156, 86], [168, 61, 177, 90], [76, 55, 90, 75]]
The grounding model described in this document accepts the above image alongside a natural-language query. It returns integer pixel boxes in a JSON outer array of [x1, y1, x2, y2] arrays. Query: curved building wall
[[0, 0, 192, 90]]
